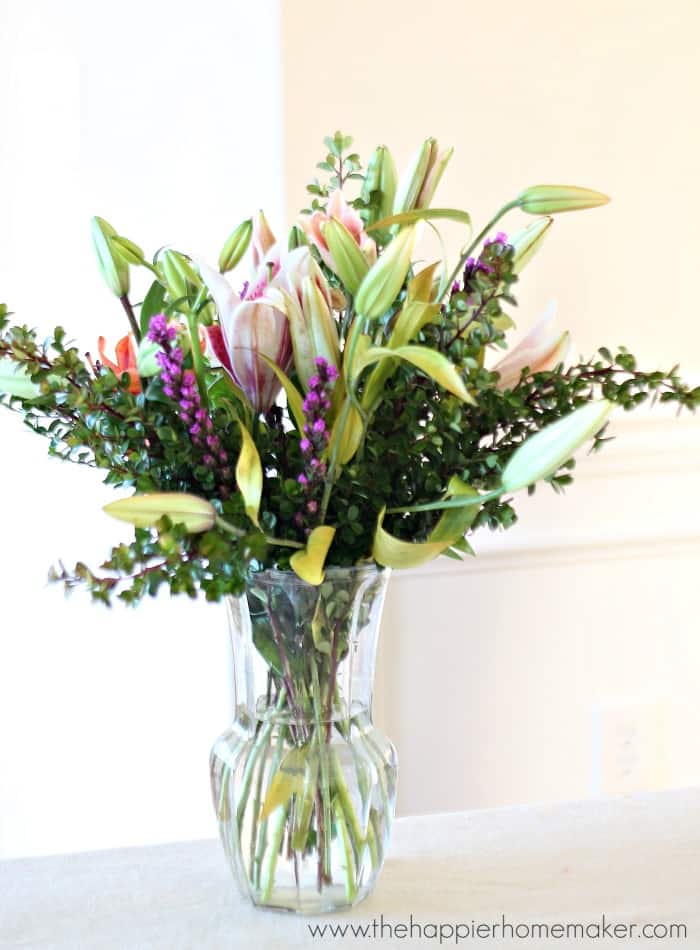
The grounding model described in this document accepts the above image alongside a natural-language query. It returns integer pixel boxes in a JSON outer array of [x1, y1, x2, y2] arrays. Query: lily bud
[[251, 210, 276, 269], [361, 145, 398, 225], [110, 235, 145, 267], [518, 185, 610, 215], [323, 217, 369, 295], [355, 226, 416, 319], [502, 400, 613, 492], [510, 217, 553, 274], [300, 276, 341, 379], [91, 216, 130, 297], [393, 138, 453, 214], [218, 218, 252, 273], [160, 250, 200, 301], [103, 492, 216, 532], [0, 357, 40, 400]]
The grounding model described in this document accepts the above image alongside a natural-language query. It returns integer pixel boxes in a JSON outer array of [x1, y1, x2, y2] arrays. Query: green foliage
[[1, 135, 699, 606]]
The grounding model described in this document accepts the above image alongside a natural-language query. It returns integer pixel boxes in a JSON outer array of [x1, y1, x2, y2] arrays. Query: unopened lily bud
[[91, 216, 130, 297], [0, 356, 41, 400], [218, 218, 252, 273], [330, 287, 347, 311], [251, 210, 276, 268], [160, 250, 200, 301], [502, 400, 613, 492], [510, 217, 553, 274], [300, 276, 340, 379], [287, 225, 307, 251], [393, 138, 453, 214], [323, 217, 370, 295], [103, 492, 216, 532], [518, 185, 610, 215], [110, 235, 145, 267], [355, 226, 416, 319], [361, 145, 398, 225]]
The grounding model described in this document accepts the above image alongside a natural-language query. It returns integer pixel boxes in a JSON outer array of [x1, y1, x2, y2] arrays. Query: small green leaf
[[139, 281, 166, 336]]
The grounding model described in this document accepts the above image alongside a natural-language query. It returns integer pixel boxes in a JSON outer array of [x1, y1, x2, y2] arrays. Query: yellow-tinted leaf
[[103, 493, 216, 532], [260, 746, 315, 821], [236, 421, 263, 526], [357, 345, 475, 404], [328, 402, 364, 465], [259, 354, 305, 431], [290, 525, 335, 585], [429, 477, 481, 545], [368, 207, 472, 232], [373, 507, 449, 568]]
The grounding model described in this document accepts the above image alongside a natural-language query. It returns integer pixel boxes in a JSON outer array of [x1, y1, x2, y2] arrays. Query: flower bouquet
[[1, 132, 697, 913]]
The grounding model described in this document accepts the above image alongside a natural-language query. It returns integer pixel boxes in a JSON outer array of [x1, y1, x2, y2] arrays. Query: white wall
[[0, 0, 284, 858], [282, 0, 700, 814]]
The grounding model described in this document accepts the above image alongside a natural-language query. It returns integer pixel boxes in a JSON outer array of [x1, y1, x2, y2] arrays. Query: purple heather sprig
[[147, 314, 232, 499], [295, 356, 338, 532]]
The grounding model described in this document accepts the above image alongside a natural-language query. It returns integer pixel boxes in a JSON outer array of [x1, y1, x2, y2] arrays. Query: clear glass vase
[[210, 565, 397, 914]]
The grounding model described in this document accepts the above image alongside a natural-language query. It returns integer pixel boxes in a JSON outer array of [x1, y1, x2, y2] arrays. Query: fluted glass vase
[[210, 565, 397, 914]]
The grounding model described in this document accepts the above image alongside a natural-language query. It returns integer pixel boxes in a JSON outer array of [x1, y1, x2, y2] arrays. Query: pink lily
[[493, 303, 571, 391], [298, 190, 376, 273], [199, 246, 292, 413]]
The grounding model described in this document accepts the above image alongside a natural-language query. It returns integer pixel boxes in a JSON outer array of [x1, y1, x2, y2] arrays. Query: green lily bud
[[518, 185, 610, 215], [0, 357, 41, 399], [160, 250, 200, 301], [355, 226, 416, 319], [510, 217, 553, 274], [110, 235, 145, 267], [393, 138, 453, 214], [323, 217, 369, 295], [103, 492, 216, 532], [300, 275, 341, 371], [91, 216, 130, 297], [218, 218, 252, 273], [361, 145, 398, 225], [287, 225, 307, 251], [502, 400, 613, 492]]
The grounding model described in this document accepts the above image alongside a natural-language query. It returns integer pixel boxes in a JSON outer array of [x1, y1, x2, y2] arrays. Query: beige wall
[[283, 0, 700, 371], [283, 0, 700, 814]]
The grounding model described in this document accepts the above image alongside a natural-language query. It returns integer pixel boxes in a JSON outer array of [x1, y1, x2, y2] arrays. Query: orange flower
[[98, 334, 141, 394]]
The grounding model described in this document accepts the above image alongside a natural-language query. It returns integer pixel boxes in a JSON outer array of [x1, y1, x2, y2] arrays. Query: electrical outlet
[[591, 700, 667, 797]]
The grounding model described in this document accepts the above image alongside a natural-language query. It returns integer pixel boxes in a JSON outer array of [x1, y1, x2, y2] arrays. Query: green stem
[[386, 487, 502, 515], [259, 804, 289, 904], [441, 201, 519, 298], [334, 799, 358, 904], [310, 656, 333, 882], [186, 311, 208, 409], [119, 295, 141, 342]]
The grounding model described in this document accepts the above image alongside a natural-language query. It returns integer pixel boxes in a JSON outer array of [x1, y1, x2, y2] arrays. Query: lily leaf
[[367, 207, 472, 232], [373, 507, 449, 569], [260, 746, 317, 821], [259, 354, 305, 432], [138, 280, 166, 336], [429, 477, 481, 545], [328, 401, 364, 465], [236, 421, 263, 526], [290, 525, 336, 585], [356, 345, 475, 404], [103, 492, 216, 532]]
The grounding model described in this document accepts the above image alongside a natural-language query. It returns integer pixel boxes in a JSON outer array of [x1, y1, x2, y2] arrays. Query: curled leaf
[[290, 525, 336, 585], [357, 344, 475, 404], [373, 507, 449, 569]]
